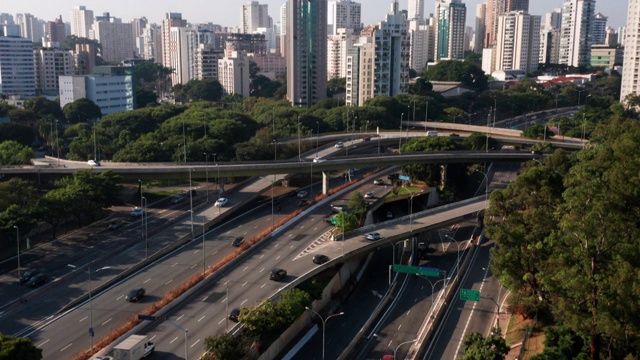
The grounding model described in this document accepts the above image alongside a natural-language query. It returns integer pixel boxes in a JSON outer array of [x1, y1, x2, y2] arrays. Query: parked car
[[374, 179, 384, 185], [130, 207, 144, 217], [364, 192, 374, 199], [297, 190, 308, 198], [232, 236, 244, 247], [366, 232, 382, 241], [334, 142, 344, 148], [87, 159, 100, 166], [269, 268, 287, 281], [313, 157, 327, 163], [126, 288, 146, 302], [313, 254, 329, 264], [215, 197, 229, 207], [26, 273, 47, 287], [229, 308, 242, 322], [362, 137, 371, 142], [19, 270, 41, 285]]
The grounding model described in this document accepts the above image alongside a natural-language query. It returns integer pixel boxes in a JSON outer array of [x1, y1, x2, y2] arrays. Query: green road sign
[[331, 217, 338, 225], [460, 288, 480, 302], [393, 264, 441, 277]]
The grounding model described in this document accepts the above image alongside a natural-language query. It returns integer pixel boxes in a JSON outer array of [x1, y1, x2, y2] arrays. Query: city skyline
[[0, 0, 625, 31]]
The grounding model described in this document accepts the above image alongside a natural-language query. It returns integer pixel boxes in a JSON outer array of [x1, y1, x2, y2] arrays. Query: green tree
[[62, 98, 102, 124], [23, 97, 64, 120], [0, 141, 34, 165], [530, 325, 588, 360], [204, 333, 245, 360], [239, 299, 287, 336], [461, 331, 509, 360], [0, 333, 42, 360], [423, 60, 488, 90], [278, 288, 312, 323]]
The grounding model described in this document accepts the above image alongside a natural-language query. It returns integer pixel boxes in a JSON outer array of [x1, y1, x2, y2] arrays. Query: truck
[[113, 334, 155, 360]]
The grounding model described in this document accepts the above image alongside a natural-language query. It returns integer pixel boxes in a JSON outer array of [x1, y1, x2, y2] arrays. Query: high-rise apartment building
[[327, 28, 357, 79], [15, 13, 42, 42], [592, 13, 607, 45], [161, 12, 188, 81], [559, 0, 595, 67], [408, 0, 425, 21], [543, 8, 562, 29], [218, 51, 251, 98], [59, 69, 134, 115], [539, 27, 561, 65], [242, 1, 270, 34], [0, 36, 35, 98], [70, 5, 94, 38], [434, 0, 466, 60], [345, 39, 374, 106], [484, 0, 529, 48], [495, 11, 540, 73], [327, 0, 361, 36], [34, 47, 74, 96], [474, 3, 486, 54], [286, 0, 327, 107], [47, 16, 67, 44], [409, 19, 430, 72], [621, 0, 640, 102], [91, 15, 136, 63]]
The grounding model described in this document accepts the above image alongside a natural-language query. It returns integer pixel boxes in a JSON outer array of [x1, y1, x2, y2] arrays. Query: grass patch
[[504, 313, 546, 360]]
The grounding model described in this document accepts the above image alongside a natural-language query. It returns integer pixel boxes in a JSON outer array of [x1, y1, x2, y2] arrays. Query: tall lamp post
[[394, 339, 418, 359], [137, 180, 145, 251], [212, 153, 218, 199], [189, 168, 194, 235], [67, 264, 110, 351], [204, 153, 209, 200], [142, 197, 148, 258], [272, 140, 277, 230], [475, 169, 489, 201], [14, 226, 20, 285], [399, 113, 404, 152], [305, 307, 344, 360], [315, 121, 320, 158], [55, 119, 60, 167]]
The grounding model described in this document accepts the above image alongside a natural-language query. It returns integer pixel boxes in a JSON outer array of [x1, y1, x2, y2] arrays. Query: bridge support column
[[322, 171, 329, 195], [219, 178, 225, 194]]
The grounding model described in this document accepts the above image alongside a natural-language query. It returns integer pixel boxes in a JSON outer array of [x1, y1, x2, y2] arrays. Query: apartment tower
[[559, 0, 595, 67]]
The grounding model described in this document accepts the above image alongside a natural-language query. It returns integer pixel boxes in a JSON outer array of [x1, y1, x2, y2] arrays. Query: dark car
[[298, 199, 309, 207], [269, 268, 287, 281], [20, 270, 41, 285], [26, 273, 47, 288], [126, 288, 146, 302], [313, 254, 329, 264], [232, 236, 245, 247], [229, 307, 242, 322]]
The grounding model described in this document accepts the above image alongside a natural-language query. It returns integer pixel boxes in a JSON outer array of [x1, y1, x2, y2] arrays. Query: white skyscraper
[[408, 0, 425, 21], [543, 8, 562, 30], [33, 48, 74, 96], [0, 36, 35, 98], [371, 1, 410, 97], [621, 0, 640, 102], [409, 19, 430, 73], [242, 1, 270, 34], [474, 3, 486, 54], [495, 11, 540, 73], [559, 0, 595, 67], [327, 28, 357, 79], [218, 51, 251, 98], [70, 5, 94, 38], [91, 15, 136, 63], [327, 0, 361, 36]]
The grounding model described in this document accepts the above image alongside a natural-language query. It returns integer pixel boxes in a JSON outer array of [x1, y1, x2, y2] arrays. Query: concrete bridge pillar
[[219, 178, 225, 194], [322, 171, 329, 195]]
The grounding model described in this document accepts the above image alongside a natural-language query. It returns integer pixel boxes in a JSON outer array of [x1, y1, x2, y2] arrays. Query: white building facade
[[0, 36, 35, 98], [242, 1, 270, 34], [218, 51, 250, 98], [559, 0, 595, 67], [33, 47, 74, 96], [327, 0, 361, 36], [495, 11, 540, 73], [434, 0, 466, 60], [70, 6, 94, 38], [621, 0, 640, 102], [327, 28, 357, 79], [59, 74, 134, 115]]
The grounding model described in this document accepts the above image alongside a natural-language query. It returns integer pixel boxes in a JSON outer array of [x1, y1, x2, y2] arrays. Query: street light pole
[[204, 153, 209, 200], [14, 226, 20, 285], [202, 224, 206, 274], [142, 197, 148, 259], [67, 264, 110, 351], [475, 169, 489, 201], [212, 153, 218, 199], [55, 119, 60, 167], [305, 307, 344, 360], [189, 168, 194, 236], [315, 122, 319, 158], [399, 113, 404, 152], [394, 339, 418, 360], [138, 180, 145, 251], [297, 115, 301, 161], [272, 140, 277, 230]]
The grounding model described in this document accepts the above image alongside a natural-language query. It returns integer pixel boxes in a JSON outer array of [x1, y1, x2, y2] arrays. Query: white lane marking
[[218, 318, 225, 324], [177, 314, 185, 321], [190, 264, 197, 269], [259, 268, 265, 273], [170, 336, 179, 344], [150, 335, 157, 341], [288, 234, 293, 237], [300, 225, 305, 229], [221, 298, 227, 303], [143, 278, 151, 284], [211, 250, 218, 255], [79, 316, 88, 322], [172, 263, 178, 267], [454, 266, 492, 356], [60, 343, 73, 352], [254, 225, 258, 229], [398, 324, 402, 330], [406, 310, 411, 316], [38, 339, 50, 347], [290, 245, 294, 249], [225, 230, 231, 235], [275, 243, 279, 247], [276, 255, 281, 260], [241, 299, 248, 305], [261, 283, 266, 288], [202, 296, 209, 302], [243, 266, 249, 271], [117, 295, 124, 300], [260, 254, 265, 259], [191, 339, 201, 347], [193, 250, 200, 254], [198, 315, 206, 322], [165, 280, 173, 285], [242, 281, 248, 287], [102, 318, 112, 326]]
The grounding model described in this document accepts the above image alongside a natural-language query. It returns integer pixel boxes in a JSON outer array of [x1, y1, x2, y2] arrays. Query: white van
[[426, 131, 438, 137]]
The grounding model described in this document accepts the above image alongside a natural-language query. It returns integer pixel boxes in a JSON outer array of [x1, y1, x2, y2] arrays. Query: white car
[[313, 157, 327, 163], [334, 142, 344, 148], [88, 159, 100, 166], [214, 198, 228, 207], [366, 232, 382, 240], [364, 192, 374, 199], [297, 191, 308, 198]]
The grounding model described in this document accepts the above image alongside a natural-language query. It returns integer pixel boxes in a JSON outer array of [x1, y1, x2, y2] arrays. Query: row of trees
[[485, 100, 640, 359], [0, 171, 121, 242]]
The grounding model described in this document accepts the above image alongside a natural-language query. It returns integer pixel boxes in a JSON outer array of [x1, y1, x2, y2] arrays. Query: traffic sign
[[399, 175, 411, 181], [89, 327, 94, 337], [138, 314, 156, 321], [460, 289, 480, 302], [393, 264, 441, 277]]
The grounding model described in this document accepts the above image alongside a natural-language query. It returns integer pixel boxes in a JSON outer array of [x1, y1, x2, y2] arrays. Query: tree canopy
[[0, 333, 42, 360], [422, 60, 488, 90]]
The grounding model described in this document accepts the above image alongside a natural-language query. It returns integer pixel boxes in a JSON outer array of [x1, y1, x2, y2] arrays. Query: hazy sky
[[0, 0, 627, 30]]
